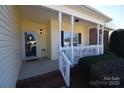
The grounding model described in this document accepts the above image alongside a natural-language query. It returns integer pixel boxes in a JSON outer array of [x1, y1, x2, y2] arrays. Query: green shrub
[[109, 29, 124, 58]]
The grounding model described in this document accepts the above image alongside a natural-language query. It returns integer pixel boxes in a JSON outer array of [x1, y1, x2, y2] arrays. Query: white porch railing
[[59, 50, 71, 87], [99, 45, 103, 54], [59, 45, 103, 87], [61, 47, 72, 62], [73, 45, 103, 64], [61, 45, 103, 65]]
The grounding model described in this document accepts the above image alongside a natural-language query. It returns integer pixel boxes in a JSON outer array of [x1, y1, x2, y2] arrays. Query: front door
[[25, 32, 37, 57]]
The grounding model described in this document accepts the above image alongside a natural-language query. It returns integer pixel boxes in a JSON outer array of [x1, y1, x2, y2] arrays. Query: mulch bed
[[70, 65, 90, 88]]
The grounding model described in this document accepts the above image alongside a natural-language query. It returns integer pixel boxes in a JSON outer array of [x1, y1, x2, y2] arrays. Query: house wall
[[51, 19, 59, 61], [21, 18, 96, 61], [50, 17, 94, 60], [0, 5, 22, 87], [21, 21, 48, 59], [60, 20, 91, 45], [46, 20, 52, 60]]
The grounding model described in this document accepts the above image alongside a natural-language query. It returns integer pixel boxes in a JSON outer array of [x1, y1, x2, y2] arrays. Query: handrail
[[61, 46, 72, 50], [60, 50, 71, 65], [59, 50, 71, 87], [61, 45, 101, 50], [73, 45, 100, 48]]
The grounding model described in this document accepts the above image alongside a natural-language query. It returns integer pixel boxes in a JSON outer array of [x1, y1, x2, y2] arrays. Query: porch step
[[16, 70, 66, 88]]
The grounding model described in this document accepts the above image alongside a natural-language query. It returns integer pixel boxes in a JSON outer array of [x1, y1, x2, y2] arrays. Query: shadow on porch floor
[[18, 58, 59, 80]]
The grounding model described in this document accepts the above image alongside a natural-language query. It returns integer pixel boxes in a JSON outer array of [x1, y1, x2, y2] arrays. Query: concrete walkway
[[18, 58, 58, 80]]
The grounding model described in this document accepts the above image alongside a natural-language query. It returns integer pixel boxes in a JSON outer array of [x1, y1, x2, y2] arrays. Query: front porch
[[18, 5, 107, 87], [19, 6, 104, 87], [18, 58, 58, 80], [16, 64, 88, 88], [16, 58, 65, 88], [0, 5, 112, 88]]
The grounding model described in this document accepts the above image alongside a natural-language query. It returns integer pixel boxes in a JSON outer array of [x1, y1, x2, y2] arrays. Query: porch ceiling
[[62, 13, 96, 27], [18, 5, 96, 26], [18, 5, 58, 24]]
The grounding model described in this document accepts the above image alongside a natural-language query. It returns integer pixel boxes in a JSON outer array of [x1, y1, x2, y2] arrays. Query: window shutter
[[61, 31, 64, 47], [78, 33, 81, 44]]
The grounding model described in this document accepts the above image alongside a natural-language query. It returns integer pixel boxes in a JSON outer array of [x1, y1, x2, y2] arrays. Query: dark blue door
[[25, 32, 37, 57]]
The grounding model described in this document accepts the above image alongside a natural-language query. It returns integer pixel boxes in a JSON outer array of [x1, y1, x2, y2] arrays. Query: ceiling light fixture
[[39, 25, 43, 35]]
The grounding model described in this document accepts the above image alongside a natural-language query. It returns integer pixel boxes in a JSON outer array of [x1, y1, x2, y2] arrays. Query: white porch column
[[71, 15, 74, 65], [58, 12, 62, 71], [101, 25, 104, 54], [97, 24, 100, 54], [58, 12, 62, 50]]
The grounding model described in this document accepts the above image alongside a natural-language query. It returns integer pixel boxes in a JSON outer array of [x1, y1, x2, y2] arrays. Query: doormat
[[26, 58, 39, 62]]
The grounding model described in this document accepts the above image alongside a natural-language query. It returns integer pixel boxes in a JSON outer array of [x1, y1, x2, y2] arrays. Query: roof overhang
[[79, 5, 112, 23], [105, 27, 114, 31], [42, 5, 112, 25]]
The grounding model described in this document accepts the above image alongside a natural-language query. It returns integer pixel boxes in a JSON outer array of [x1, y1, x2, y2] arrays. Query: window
[[64, 32, 71, 47], [99, 33, 102, 45], [61, 31, 81, 47]]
